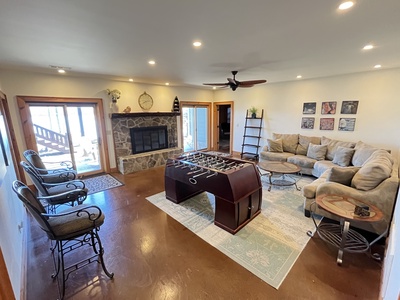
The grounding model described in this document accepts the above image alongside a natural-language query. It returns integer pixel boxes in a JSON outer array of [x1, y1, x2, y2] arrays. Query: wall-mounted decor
[[338, 118, 356, 131], [340, 100, 359, 114], [303, 102, 316, 114], [321, 101, 337, 115], [301, 117, 315, 129], [320, 118, 334, 130]]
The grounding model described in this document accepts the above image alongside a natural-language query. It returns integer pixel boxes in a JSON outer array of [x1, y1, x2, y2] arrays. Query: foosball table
[[164, 152, 262, 234]]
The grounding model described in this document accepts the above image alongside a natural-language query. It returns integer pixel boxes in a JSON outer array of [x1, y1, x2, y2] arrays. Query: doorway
[[181, 102, 211, 152], [17, 96, 110, 177], [213, 101, 234, 154]]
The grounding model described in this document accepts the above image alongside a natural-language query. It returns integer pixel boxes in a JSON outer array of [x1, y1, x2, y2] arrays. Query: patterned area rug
[[146, 175, 320, 289], [83, 174, 123, 195]]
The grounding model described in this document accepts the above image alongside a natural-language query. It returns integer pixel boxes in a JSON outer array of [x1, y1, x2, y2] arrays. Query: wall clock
[[138, 92, 153, 110]]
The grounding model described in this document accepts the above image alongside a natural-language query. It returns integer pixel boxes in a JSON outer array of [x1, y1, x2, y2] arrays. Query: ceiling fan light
[[363, 44, 374, 50]]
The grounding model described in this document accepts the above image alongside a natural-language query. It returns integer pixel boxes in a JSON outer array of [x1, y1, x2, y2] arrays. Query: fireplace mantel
[[111, 112, 180, 119]]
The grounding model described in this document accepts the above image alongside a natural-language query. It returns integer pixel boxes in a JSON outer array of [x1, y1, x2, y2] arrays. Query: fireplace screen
[[130, 126, 168, 154]]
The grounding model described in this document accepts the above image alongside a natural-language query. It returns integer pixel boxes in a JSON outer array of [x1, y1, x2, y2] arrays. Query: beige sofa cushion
[[321, 136, 356, 161], [327, 166, 360, 186], [351, 150, 393, 191], [307, 143, 327, 161], [332, 146, 355, 167], [296, 135, 321, 155], [267, 138, 283, 152], [352, 141, 379, 167], [273, 133, 299, 154]]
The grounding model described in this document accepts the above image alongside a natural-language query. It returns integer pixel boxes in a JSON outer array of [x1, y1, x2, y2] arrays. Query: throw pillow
[[272, 133, 299, 153], [306, 143, 327, 161], [321, 136, 356, 161], [267, 139, 283, 153], [351, 141, 379, 167], [351, 151, 393, 191], [332, 146, 355, 167], [326, 167, 360, 186], [296, 135, 321, 155]]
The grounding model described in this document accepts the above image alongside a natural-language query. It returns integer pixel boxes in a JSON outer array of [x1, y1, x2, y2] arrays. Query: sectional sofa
[[259, 133, 399, 235]]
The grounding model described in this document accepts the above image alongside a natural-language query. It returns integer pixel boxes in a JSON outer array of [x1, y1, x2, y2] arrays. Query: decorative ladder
[[240, 109, 264, 161]]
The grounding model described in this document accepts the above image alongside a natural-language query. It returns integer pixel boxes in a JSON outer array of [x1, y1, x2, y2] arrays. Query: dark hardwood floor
[[25, 166, 383, 299]]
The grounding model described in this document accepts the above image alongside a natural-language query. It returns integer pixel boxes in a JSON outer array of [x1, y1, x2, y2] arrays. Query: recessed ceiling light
[[128, 78, 134, 82], [165, 82, 170, 86], [296, 75, 302, 79], [363, 44, 374, 50], [374, 64, 382, 69], [58, 69, 65, 74], [339, 1, 354, 10], [148, 60, 156, 65], [193, 41, 202, 47], [213, 87, 216, 90]]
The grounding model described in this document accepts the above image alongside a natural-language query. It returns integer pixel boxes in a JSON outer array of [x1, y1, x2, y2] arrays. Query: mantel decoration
[[106, 89, 121, 103], [172, 96, 180, 112]]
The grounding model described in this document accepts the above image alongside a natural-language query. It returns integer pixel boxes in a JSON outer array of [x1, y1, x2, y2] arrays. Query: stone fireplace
[[111, 112, 182, 174]]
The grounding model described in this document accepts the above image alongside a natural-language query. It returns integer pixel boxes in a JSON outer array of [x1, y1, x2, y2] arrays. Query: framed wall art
[[340, 100, 359, 114], [301, 117, 315, 129], [302, 102, 316, 114], [338, 118, 356, 131], [320, 118, 334, 130], [321, 101, 337, 115]]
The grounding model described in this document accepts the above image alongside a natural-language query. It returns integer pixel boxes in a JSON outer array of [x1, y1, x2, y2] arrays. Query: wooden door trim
[[0, 91, 25, 182], [16, 95, 110, 175], [212, 101, 234, 153]]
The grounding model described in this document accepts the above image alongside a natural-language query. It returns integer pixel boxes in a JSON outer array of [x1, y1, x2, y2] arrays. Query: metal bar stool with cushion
[[23, 149, 78, 183], [12, 180, 114, 299], [20, 161, 87, 212]]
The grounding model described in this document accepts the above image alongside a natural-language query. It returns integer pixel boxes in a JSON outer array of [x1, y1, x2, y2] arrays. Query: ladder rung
[[244, 135, 259, 138], [245, 126, 261, 129], [242, 144, 260, 147]]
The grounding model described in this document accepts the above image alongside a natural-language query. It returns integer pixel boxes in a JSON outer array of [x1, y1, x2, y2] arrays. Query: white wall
[[0, 86, 24, 299], [0, 70, 214, 169], [214, 68, 400, 159]]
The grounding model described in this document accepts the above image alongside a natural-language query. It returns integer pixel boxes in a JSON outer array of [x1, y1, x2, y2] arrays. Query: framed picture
[[338, 118, 356, 131], [321, 101, 337, 115], [340, 100, 359, 114], [303, 102, 316, 114], [301, 117, 315, 129], [320, 118, 334, 130]]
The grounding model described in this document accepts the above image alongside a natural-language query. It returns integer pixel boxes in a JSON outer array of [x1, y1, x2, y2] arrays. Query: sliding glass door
[[17, 95, 109, 177], [29, 104, 102, 175], [181, 103, 210, 152]]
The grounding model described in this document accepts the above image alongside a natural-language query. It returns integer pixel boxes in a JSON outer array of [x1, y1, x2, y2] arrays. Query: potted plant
[[249, 106, 258, 118]]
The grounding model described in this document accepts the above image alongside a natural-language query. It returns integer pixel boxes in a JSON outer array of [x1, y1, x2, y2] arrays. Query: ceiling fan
[[203, 71, 267, 91]]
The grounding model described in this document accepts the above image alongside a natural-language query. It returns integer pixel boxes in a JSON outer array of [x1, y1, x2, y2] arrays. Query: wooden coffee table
[[257, 161, 301, 191], [308, 194, 387, 265]]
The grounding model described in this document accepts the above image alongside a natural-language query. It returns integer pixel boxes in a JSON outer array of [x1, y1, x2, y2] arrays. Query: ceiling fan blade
[[238, 84, 254, 88], [227, 78, 237, 85], [203, 83, 229, 86], [239, 79, 267, 85]]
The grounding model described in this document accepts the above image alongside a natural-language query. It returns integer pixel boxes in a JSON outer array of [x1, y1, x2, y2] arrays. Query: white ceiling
[[0, 0, 399, 88]]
